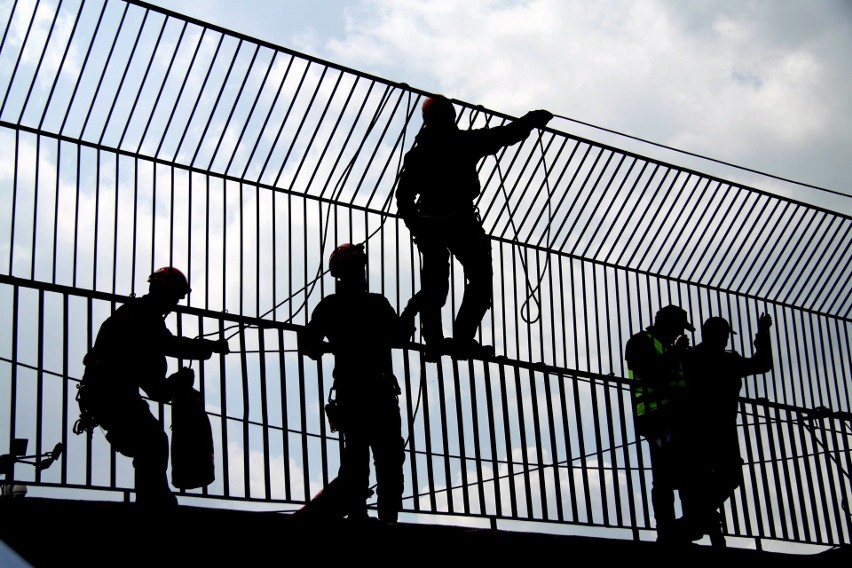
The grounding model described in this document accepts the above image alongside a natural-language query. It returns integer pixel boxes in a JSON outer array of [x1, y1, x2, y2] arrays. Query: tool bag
[[170, 386, 215, 489]]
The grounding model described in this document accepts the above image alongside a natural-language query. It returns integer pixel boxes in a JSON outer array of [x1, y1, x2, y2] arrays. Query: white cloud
[[315, 0, 850, 204]]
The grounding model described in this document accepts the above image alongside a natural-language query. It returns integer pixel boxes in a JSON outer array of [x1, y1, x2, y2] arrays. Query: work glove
[[522, 109, 553, 129], [168, 367, 195, 390], [210, 338, 230, 355], [757, 313, 772, 333]]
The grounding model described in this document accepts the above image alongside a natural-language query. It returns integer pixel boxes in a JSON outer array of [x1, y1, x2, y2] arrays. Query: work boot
[[443, 337, 494, 360]]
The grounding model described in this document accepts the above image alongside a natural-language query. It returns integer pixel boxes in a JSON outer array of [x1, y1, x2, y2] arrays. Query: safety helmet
[[421, 95, 456, 126], [148, 266, 191, 296], [702, 316, 737, 337], [328, 243, 366, 278], [655, 304, 695, 332]]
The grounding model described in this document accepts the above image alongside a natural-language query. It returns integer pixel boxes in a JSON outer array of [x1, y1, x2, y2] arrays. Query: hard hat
[[329, 243, 366, 278], [702, 316, 737, 337], [655, 305, 695, 332], [421, 95, 456, 125], [148, 266, 191, 296]]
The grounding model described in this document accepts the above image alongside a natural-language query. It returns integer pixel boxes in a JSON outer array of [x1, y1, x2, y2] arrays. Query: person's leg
[[371, 400, 405, 523], [416, 240, 451, 347], [337, 423, 373, 519], [448, 222, 493, 345], [128, 406, 176, 507], [647, 442, 678, 542]]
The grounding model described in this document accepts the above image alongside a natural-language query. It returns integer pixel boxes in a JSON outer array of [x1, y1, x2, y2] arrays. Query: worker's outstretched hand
[[169, 366, 195, 390], [757, 312, 772, 332], [524, 109, 553, 129]]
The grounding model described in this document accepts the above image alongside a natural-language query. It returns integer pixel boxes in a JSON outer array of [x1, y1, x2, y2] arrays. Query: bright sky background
[[145, 0, 852, 215]]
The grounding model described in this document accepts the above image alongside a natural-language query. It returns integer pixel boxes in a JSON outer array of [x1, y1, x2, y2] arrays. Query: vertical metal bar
[[96, 7, 150, 145], [513, 365, 533, 518], [0, 0, 38, 117], [111, 153, 119, 294], [435, 362, 453, 513], [205, 42, 260, 171], [542, 372, 563, 521], [257, 60, 314, 184], [16, 0, 62, 124], [240, 53, 296, 181], [220, 48, 276, 177], [527, 368, 547, 519], [116, 12, 167, 148], [217, 310, 230, 497], [420, 356, 438, 511], [0, 0, 21, 58], [188, 38, 247, 168], [154, 25, 208, 158], [277, 327, 291, 501], [59, 292, 69, 484], [258, 328, 271, 500], [58, 1, 106, 135], [467, 360, 487, 515], [557, 372, 579, 523], [482, 361, 501, 518], [33, 289, 45, 482], [78, 1, 130, 139], [281, 69, 344, 194], [498, 364, 517, 517], [401, 352, 420, 513], [92, 149, 101, 287], [451, 360, 470, 514]]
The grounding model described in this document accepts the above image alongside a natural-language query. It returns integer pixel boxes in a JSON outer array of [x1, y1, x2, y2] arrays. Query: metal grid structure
[[1, 0, 850, 552]]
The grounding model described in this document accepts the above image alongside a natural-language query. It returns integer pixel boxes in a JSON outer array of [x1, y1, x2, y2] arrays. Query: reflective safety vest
[[627, 332, 686, 418]]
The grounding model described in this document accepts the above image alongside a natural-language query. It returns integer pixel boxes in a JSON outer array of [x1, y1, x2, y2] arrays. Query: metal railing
[[1, 0, 850, 553]]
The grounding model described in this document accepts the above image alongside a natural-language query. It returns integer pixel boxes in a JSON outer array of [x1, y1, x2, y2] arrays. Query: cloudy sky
[[145, 0, 852, 215]]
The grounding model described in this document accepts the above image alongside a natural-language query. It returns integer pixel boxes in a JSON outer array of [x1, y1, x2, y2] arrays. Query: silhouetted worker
[[679, 313, 773, 548], [75, 267, 229, 507], [396, 95, 553, 360], [624, 304, 694, 543], [296, 243, 409, 523]]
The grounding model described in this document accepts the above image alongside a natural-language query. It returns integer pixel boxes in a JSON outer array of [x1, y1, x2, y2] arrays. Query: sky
[[145, 0, 852, 215], [0, 2, 847, 554]]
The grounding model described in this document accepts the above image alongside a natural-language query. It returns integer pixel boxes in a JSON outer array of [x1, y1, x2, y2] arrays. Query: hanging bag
[[170, 386, 215, 489]]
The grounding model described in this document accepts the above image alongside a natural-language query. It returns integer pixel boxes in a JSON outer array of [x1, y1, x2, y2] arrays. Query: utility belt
[[325, 372, 400, 433]]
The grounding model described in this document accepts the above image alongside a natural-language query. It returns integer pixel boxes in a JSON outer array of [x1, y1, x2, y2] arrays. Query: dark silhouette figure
[[296, 243, 409, 523], [624, 304, 694, 543], [679, 314, 774, 548], [75, 267, 229, 507], [396, 95, 553, 359]]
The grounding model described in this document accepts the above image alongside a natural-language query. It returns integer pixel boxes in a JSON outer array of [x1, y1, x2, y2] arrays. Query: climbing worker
[[75, 266, 230, 507], [679, 313, 774, 548], [396, 94, 553, 360], [624, 304, 694, 543], [295, 243, 410, 524]]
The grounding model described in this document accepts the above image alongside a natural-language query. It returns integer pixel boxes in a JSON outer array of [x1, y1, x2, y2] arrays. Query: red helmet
[[421, 95, 455, 126], [148, 266, 191, 296], [329, 243, 366, 278]]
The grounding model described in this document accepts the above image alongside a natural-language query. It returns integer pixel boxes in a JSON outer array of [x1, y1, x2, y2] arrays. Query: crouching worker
[[74, 267, 229, 508], [296, 243, 411, 524]]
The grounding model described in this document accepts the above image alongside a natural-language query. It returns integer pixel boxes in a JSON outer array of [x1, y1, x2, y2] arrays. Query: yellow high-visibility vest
[[628, 332, 686, 417]]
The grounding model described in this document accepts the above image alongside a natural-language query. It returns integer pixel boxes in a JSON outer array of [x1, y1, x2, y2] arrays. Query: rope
[[551, 113, 851, 199]]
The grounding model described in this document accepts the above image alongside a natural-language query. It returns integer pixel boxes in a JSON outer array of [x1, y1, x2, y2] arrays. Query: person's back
[[307, 291, 397, 377], [86, 295, 172, 405], [401, 114, 546, 219]]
